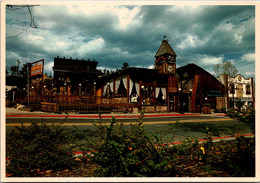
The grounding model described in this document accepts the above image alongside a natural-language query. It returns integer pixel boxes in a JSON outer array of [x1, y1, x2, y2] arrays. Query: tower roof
[[154, 40, 177, 57]]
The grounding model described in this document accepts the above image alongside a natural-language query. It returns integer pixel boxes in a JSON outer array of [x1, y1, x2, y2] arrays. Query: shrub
[[6, 122, 77, 177], [90, 116, 176, 177]]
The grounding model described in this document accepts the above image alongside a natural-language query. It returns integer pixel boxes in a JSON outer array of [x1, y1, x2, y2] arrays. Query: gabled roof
[[96, 67, 168, 89], [154, 40, 177, 57], [177, 63, 225, 93]]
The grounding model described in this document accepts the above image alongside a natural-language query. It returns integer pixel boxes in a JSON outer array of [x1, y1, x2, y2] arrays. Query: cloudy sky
[[6, 4, 255, 78]]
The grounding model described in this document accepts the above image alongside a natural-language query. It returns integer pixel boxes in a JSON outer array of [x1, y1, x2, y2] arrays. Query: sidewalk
[[5, 107, 226, 119]]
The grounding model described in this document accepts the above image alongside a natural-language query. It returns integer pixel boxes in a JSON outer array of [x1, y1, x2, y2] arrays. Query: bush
[[89, 116, 176, 177], [6, 122, 77, 177]]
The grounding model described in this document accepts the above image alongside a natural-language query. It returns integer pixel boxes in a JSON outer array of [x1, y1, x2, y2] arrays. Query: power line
[[6, 5, 39, 39], [6, 28, 28, 39], [27, 5, 38, 29]]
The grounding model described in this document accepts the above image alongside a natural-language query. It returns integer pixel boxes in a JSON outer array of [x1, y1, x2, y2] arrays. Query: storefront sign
[[30, 60, 44, 77]]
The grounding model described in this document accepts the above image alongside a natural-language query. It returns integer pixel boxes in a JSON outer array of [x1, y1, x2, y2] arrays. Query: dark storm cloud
[[6, 4, 255, 78]]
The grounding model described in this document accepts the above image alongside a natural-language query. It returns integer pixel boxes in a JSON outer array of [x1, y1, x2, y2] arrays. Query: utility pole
[[17, 60, 20, 76], [27, 63, 30, 107], [224, 74, 229, 110]]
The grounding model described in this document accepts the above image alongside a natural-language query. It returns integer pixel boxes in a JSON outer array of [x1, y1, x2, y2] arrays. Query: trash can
[[203, 103, 211, 114]]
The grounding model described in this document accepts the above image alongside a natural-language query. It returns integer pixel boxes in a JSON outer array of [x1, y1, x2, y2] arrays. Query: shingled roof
[[154, 40, 177, 57]]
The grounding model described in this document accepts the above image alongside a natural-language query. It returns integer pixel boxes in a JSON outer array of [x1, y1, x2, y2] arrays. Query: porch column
[[139, 81, 142, 107], [191, 74, 199, 112], [127, 75, 130, 102], [113, 79, 115, 97], [153, 81, 156, 106]]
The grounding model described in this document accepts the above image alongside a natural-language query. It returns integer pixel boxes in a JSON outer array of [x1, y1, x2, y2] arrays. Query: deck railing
[[40, 95, 139, 113]]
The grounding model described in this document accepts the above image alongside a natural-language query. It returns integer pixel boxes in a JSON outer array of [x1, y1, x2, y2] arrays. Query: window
[[141, 85, 154, 105], [130, 83, 139, 103], [246, 85, 251, 95], [104, 84, 113, 97], [229, 84, 235, 94], [117, 78, 127, 96]]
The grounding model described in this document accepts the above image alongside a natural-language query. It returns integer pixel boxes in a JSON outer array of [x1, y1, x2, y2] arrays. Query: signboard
[[208, 90, 221, 97], [30, 59, 44, 77]]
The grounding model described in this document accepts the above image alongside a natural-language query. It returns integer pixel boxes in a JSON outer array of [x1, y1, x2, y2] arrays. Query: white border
[[1, 1, 259, 182]]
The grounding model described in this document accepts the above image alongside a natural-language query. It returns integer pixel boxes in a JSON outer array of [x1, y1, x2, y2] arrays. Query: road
[[6, 113, 252, 143]]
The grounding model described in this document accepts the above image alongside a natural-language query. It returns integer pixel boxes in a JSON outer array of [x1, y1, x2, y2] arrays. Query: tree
[[20, 64, 28, 78], [121, 62, 129, 70], [213, 61, 238, 77], [10, 65, 18, 76]]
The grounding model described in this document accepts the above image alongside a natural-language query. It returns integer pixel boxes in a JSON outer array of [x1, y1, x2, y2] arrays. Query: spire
[[154, 37, 177, 57]]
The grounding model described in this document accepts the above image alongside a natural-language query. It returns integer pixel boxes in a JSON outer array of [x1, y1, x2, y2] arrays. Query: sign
[[241, 97, 253, 102], [208, 90, 221, 97], [30, 60, 44, 77]]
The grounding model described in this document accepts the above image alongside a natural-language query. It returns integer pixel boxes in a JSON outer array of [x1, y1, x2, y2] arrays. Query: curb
[[73, 133, 254, 156], [6, 133, 254, 160], [6, 113, 226, 119]]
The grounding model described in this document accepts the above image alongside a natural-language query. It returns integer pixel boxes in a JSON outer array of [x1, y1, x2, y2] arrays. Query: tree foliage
[[6, 123, 78, 176], [213, 61, 238, 77], [121, 62, 129, 70]]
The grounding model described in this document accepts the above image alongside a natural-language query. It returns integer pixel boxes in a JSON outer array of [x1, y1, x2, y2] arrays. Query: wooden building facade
[[96, 40, 226, 113], [53, 56, 102, 96], [38, 39, 225, 113]]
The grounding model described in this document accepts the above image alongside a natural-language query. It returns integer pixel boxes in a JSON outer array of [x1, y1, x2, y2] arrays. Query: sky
[[5, 4, 255, 78]]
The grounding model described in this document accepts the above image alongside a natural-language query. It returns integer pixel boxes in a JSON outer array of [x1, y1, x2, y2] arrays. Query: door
[[169, 93, 178, 112]]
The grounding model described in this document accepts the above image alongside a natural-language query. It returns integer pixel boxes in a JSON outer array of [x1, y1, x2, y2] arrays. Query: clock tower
[[154, 38, 177, 75], [155, 37, 179, 112]]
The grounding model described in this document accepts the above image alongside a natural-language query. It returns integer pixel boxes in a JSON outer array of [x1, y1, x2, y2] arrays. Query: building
[[38, 38, 226, 113], [53, 56, 102, 95], [176, 64, 225, 113], [217, 74, 255, 109], [96, 39, 226, 113]]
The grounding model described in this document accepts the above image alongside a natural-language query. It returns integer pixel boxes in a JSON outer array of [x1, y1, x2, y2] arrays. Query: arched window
[[246, 85, 251, 95]]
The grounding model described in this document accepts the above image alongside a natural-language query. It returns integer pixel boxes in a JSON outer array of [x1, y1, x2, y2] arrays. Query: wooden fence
[[40, 95, 139, 113]]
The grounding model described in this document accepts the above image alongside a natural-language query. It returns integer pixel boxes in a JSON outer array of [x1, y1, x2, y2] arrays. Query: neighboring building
[[176, 64, 225, 113], [6, 75, 27, 106], [52, 56, 102, 95], [217, 74, 255, 109]]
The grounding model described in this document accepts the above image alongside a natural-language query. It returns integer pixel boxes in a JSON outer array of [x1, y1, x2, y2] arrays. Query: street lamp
[[93, 81, 96, 97], [141, 85, 145, 105], [64, 82, 67, 95], [79, 83, 82, 96]]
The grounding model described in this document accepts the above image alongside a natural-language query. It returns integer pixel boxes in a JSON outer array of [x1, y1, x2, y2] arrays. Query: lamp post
[[94, 81, 96, 96], [79, 83, 82, 96], [64, 82, 67, 95], [178, 87, 184, 114], [189, 88, 192, 112], [141, 85, 145, 105]]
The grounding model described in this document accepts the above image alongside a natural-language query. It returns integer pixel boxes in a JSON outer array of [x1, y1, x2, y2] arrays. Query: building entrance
[[169, 93, 178, 112]]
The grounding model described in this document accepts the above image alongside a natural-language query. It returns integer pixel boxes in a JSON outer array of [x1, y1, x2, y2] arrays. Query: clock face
[[168, 65, 174, 73], [168, 55, 175, 62]]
